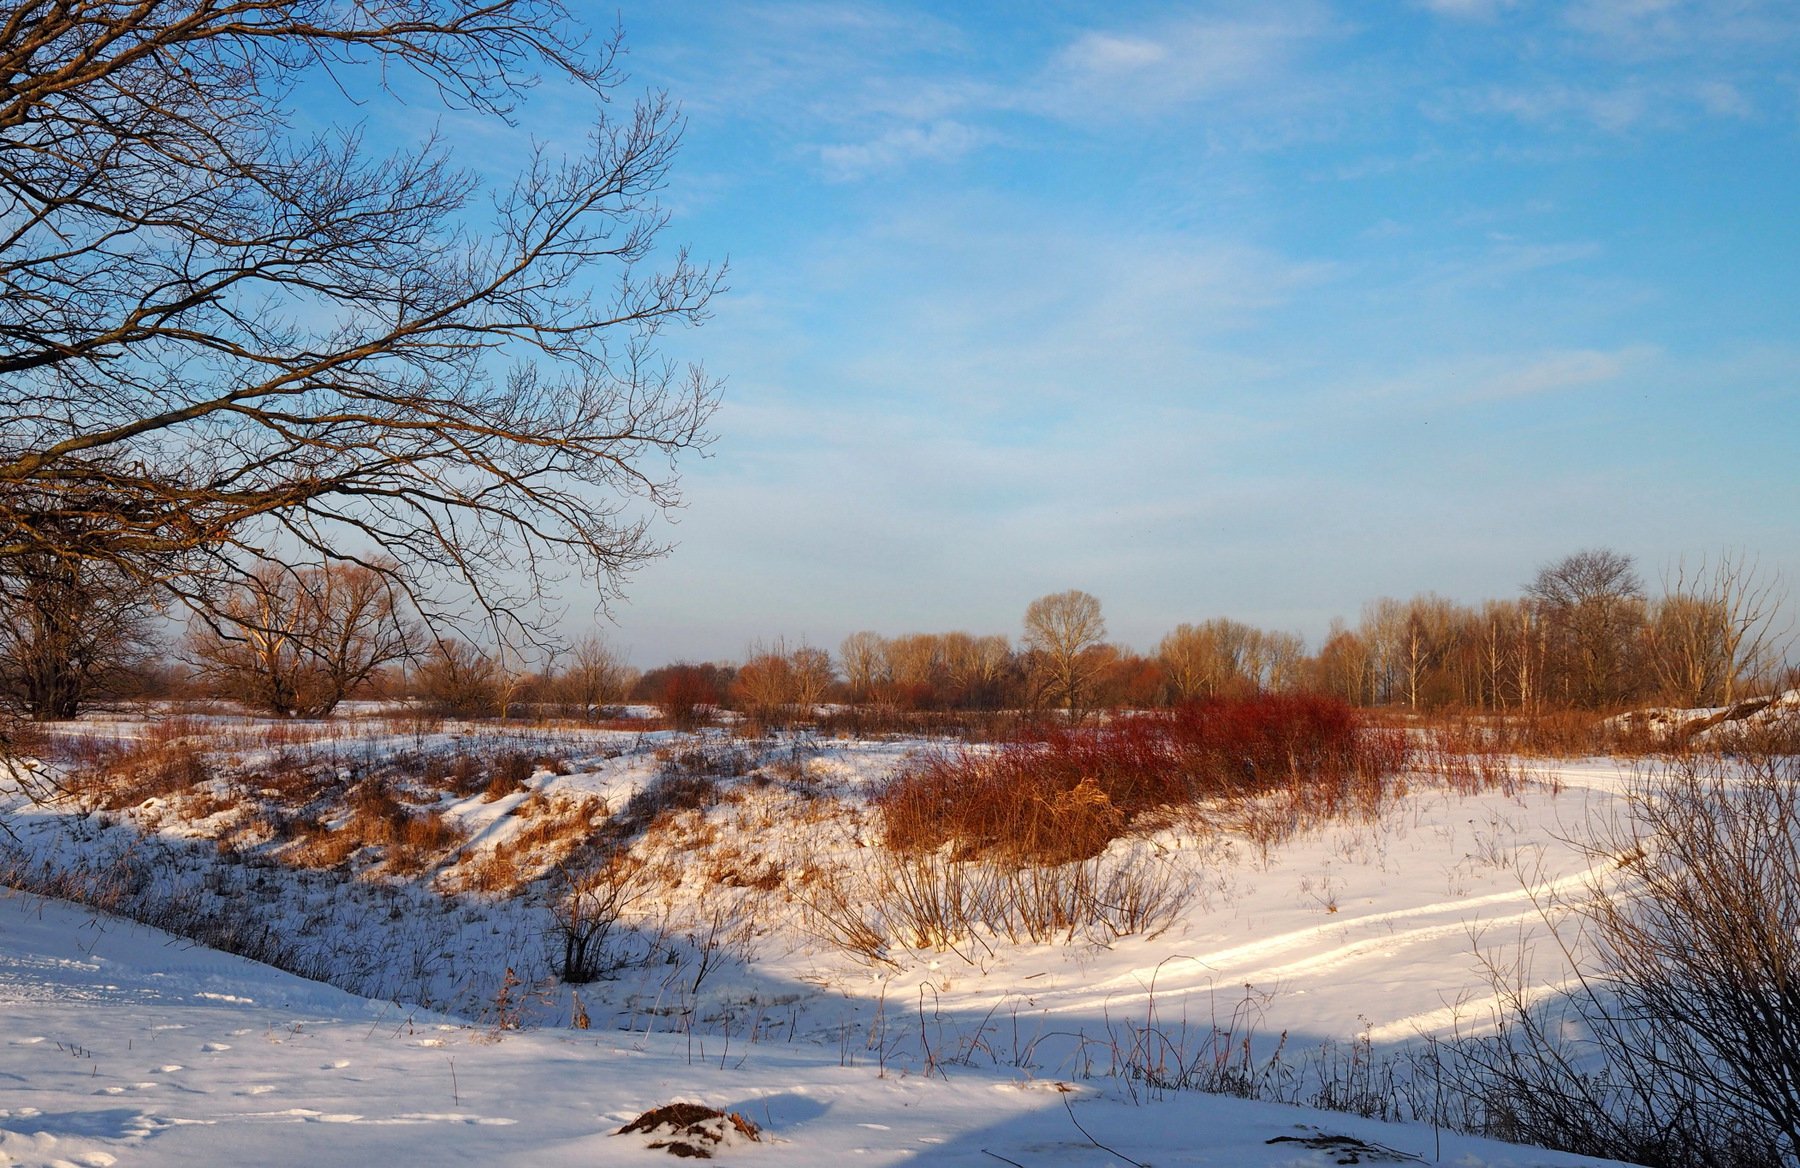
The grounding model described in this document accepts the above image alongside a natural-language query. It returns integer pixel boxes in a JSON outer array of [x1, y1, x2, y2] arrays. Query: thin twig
[[1062, 1093, 1148, 1168]]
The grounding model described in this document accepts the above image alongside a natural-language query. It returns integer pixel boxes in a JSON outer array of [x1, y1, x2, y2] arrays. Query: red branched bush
[[657, 664, 723, 731], [877, 694, 1408, 863]]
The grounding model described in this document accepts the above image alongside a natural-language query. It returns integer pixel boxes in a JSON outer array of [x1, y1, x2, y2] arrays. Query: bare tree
[[0, 4, 720, 638], [882, 633, 947, 708], [1471, 599, 1535, 711], [1310, 620, 1371, 706], [1398, 593, 1459, 711], [733, 640, 796, 729], [1645, 591, 1731, 708], [1527, 549, 1647, 708], [1157, 618, 1257, 701], [789, 645, 834, 717], [839, 629, 1008, 711], [557, 635, 637, 720], [838, 631, 886, 705], [1260, 629, 1307, 693], [188, 561, 415, 716], [1651, 551, 1790, 707], [1022, 590, 1107, 715], [1357, 597, 1408, 707], [941, 631, 1011, 708], [414, 637, 502, 718], [0, 551, 160, 719], [734, 639, 833, 728]]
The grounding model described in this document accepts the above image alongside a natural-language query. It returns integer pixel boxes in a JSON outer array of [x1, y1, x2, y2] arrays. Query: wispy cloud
[[817, 119, 988, 179], [1444, 77, 1765, 131], [637, 1, 975, 127], [1466, 345, 1658, 401], [1021, 6, 1345, 125], [1693, 79, 1755, 117], [1415, 0, 1521, 20], [1461, 81, 1656, 131], [1420, 0, 1799, 132], [1562, 0, 1800, 61], [1412, 238, 1605, 297], [804, 204, 1336, 415]]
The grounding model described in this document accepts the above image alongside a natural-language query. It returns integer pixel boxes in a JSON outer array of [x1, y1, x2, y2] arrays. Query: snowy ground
[[0, 890, 1629, 1167], [0, 718, 1649, 1166]]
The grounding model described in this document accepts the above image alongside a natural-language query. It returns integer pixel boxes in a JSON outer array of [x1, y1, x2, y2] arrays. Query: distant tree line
[[679, 549, 1787, 723], [0, 548, 1788, 722], [616, 549, 1790, 725]]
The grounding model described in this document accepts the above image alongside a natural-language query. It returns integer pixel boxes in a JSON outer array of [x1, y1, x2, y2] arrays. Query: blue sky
[[533, 1, 1799, 664]]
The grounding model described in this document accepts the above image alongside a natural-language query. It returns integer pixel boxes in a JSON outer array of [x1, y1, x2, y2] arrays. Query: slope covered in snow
[[1, 889, 1629, 1167], [0, 709, 1661, 1167]]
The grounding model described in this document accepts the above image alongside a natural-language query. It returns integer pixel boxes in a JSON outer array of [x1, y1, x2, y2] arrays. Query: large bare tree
[[1022, 589, 1106, 714], [1527, 549, 1647, 708], [0, 548, 160, 719], [0, 3, 720, 633], [838, 630, 885, 705], [188, 560, 415, 716]]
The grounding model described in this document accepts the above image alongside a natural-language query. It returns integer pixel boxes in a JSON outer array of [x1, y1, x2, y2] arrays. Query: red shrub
[[655, 664, 725, 730], [878, 693, 1407, 862]]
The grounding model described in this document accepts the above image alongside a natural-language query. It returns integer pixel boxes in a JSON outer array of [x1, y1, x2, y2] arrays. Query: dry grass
[[1411, 736, 1538, 797], [444, 791, 609, 894], [796, 846, 1192, 963], [481, 751, 534, 801], [271, 780, 468, 874], [65, 737, 212, 810], [1375, 708, 1612, 759]]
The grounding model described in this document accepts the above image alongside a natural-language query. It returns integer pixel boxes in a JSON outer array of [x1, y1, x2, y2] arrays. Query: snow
[[0, 891, 1628, 1167], [0, 721, 1647, 1166]]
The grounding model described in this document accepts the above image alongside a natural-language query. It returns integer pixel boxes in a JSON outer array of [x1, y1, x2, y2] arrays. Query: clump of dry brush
[[1453, 738, 1800, 1168], [877, 694, 1409, 864]]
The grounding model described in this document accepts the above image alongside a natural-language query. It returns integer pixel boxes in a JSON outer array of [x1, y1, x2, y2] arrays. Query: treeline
[[635, 549, 1790, 723], [0, 548, 1787, 723]]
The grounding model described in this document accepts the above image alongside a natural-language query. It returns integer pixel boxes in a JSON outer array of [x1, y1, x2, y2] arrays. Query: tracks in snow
[[1032, 856, 1612, 1035]]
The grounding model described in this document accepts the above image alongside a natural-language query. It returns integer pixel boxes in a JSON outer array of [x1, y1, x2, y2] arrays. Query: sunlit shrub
[[877, 694, 1406, 863]]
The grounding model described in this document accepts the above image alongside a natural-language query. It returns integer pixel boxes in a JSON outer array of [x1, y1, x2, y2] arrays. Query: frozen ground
[[0, 719, 1648, 1166]]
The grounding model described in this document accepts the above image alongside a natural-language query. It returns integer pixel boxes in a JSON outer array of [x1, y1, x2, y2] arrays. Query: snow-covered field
[[0, 717, 1650, 1166]]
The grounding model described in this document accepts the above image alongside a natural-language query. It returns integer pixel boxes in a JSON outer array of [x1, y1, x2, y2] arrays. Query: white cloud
[[1455, 81, 1654, 131], [1024, 6, 1344, 124], [817, 119, 987, 179], [1066, 32, 1170, 74]]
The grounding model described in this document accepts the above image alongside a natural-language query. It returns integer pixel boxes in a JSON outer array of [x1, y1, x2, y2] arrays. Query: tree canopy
[[0, 1, 720, 636]]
